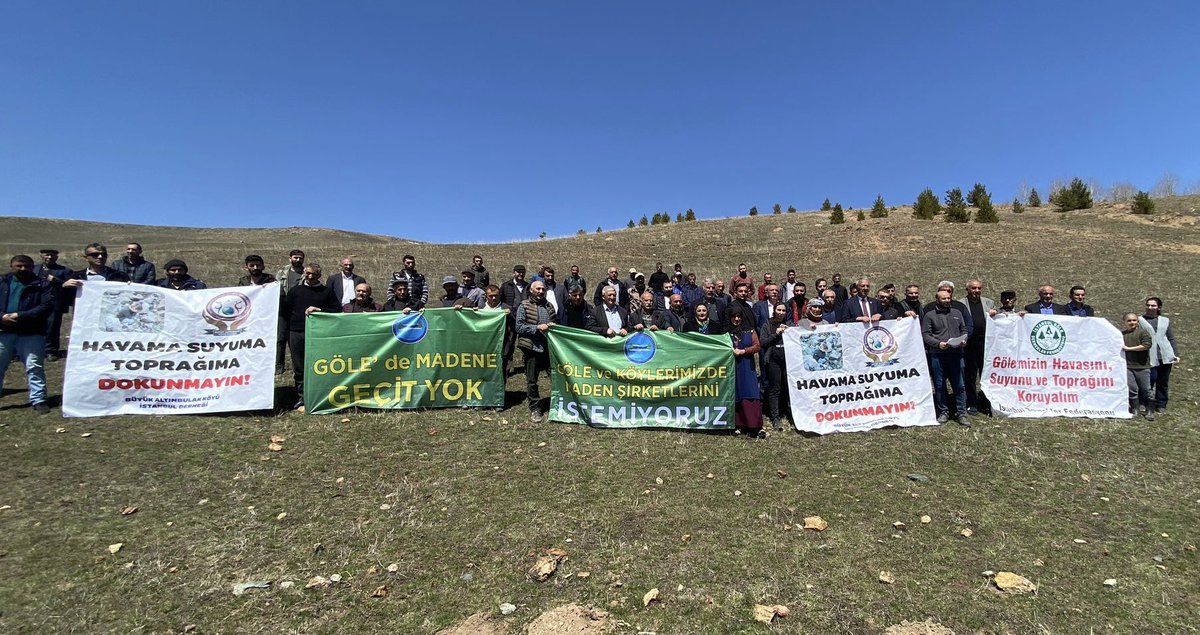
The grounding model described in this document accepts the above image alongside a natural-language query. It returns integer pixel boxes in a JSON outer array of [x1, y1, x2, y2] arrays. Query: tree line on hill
[[603, 172, 1181, 236]]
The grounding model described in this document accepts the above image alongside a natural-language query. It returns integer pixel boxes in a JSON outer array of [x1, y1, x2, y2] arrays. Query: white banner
[[784, 318, 937, 434], [983, 315, 1130, 419], [62, 281, 279, 417]]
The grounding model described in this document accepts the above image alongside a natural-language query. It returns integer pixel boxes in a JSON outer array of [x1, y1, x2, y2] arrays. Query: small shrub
[[1012, 199, 1025, 214], [912, 188, 941, 219], [787, 205, 797, 214], [870, 195, 888, 218], [772, 203, 782, 215], [830, 208, 845, 224], [1049, 178, 1093, 211], [856, 210, 866, 221], [944, 188, 969, 223], [749, 206, 759, 216], [1132, 191, 1155, 214], [1028, 188, 1042, 208], [973, 192, 999, 223]]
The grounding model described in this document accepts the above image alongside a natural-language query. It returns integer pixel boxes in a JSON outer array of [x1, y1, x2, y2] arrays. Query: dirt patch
[[525, 604, 616, 635], [882, 618, 957, 635], [436, 612, 509, 635]]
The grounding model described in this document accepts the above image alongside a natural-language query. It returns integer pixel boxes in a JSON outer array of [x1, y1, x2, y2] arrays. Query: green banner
[[547, 327, 736, 429], [304, 309, 505, 414]]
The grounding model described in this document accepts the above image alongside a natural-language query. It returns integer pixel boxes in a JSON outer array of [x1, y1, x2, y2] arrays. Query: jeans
[[1150, 363, 1172, 410], [1127, 368, 1152, 412], [0, 332, 47, 405], [522, 348, 550, 411], [929, 350, 966, 417]]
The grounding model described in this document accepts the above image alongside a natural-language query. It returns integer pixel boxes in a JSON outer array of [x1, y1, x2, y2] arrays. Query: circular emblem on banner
[[1030, 319, 1067, 355], [202, 292, 252, 333], [392, 313, 428, 344], [624, 332, 656, 365], [862, 325, 898, 365]]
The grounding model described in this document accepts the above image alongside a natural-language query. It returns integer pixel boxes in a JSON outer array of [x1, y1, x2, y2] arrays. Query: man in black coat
[[1, 255, 55, 413], [1024, 284, 1070, 315], [34, 249, 72, 360], [281, 263, 342, 409], [327, 258, 366, 308]]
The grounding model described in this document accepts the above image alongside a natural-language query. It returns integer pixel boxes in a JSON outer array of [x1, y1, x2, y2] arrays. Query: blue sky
[[2, 1, 1197, 243]]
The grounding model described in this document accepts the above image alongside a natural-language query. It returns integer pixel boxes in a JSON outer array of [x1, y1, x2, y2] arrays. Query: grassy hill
[[0, 197, 1197, 634]]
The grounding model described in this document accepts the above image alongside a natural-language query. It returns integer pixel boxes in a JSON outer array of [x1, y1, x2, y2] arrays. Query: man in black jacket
[[500, 265, 529, 307], [34, 249, 72, 360], [280, 263, 342, 410], [1, 255, 55, 414], [1024, 285, 1069, 315]]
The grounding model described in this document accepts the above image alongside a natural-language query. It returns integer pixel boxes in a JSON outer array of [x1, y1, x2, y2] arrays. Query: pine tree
[[661, 212, 671, 224], [856, 210, 866, 221], [973, 192, 999, 223], [627, 219, 636, 228], [870, 195, 888, 218], [821, 198, 832, 211], [1132, 190, 1155, 214], [1049, 178, 1093, 211], [772, 203, 782, 215], [675, 212, 683, 223], [1012, 198, 1025, 214], [684, 208, 696, 221], [1028, 188, 1042, 208], [787, 205, 797, 214], [749, 206, 759, 216], [966, 183, 989, 207], [833, 202, 843, 213], [638, 215, 649, 226], [944, 188, 969, 223], [830, 207, 845, 224], [912, 188, 941, 220], [595, 226, 602, 233]]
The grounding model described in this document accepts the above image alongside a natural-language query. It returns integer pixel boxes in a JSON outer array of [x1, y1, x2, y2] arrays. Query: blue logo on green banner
[[392, 314, 428, 344], [624, 333, 656, 365]]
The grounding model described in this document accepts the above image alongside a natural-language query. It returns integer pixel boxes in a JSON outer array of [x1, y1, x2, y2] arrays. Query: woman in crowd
[[758, 303, 790, 430], [1140, 296, 1179, 414], [726, 308, 763, 438], [683, 303, 724, 335]]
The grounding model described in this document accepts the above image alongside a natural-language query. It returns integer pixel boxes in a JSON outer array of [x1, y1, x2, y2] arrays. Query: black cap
[[164, 259, 188, 272], [39, 249, 59, 255], [513, 265, 526, 273]]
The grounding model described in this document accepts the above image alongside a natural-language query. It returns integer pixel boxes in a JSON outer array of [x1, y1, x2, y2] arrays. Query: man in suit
[[654, 293, 687, 332], [593, 266, 628, 309], [1065, 286, 1095, 317], [595, 285, 632, 337], [753, 283, 783, 328], [840, 278, 882, 324], [33, 249, 71, 360], [963, 279, 996, 416], [327, 258, 366, 308], [1024, 285, 1069, 315]]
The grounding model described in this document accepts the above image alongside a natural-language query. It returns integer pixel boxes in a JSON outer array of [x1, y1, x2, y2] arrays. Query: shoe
[[1137, 405, 1146, 414], [493, 406, 504, 412], [530, 409, 543, 423], [293, 399, 304, 411], [1145, 410, 1156, 421], [32, 402, 51, 415], [755, 430, 768, 440], [770, 418, 782, 430], [956, 416, 972, 428], [966, 407, 979, 416], [936, 413, 949, 424]]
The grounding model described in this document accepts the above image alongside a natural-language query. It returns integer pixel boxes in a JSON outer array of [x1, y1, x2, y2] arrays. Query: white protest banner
[[784, 317, 937, 434], [62, 281, 279, 417], [983, 314, 1130, 418]]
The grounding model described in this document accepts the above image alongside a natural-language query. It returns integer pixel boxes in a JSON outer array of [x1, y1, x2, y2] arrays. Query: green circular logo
[[1030, 320, 1067, 355]]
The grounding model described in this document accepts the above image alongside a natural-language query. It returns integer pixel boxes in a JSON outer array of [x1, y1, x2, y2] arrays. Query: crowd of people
[[0, 246, 1181, 433]]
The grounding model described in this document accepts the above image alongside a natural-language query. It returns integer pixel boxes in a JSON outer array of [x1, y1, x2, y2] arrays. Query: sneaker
[[770, 418, 782, 431], [32, 402, 51, 415], [530, 409, 544, 423], [755, 430, 768, 440], [1145, 410, 1156, 421], [936, 413, 949, 424], [966, 407, 979, 416], [956, 416, 972, 428]]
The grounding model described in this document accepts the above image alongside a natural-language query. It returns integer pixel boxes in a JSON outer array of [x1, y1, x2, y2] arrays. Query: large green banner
[[304, 309, 505, 414], [547, 328, 736, 429]]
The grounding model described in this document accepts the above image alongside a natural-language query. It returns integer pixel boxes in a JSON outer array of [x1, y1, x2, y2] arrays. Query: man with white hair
[[515, 280, 557, 422]]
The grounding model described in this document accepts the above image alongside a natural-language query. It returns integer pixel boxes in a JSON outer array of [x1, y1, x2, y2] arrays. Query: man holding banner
[[516, 280, 557, 422]]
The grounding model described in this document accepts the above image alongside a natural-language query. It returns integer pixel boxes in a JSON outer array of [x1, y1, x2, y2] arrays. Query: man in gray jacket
[[922, 289, 971, 427]]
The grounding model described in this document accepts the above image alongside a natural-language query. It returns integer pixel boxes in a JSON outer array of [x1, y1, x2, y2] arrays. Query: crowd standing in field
[[0, 244, 1182, 434]]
